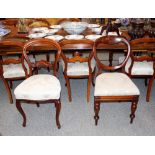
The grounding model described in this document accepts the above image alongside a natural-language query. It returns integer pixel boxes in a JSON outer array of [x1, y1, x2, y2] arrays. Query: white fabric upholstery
[[2, 55, 35, 78], [119, 56, 154, 75], [61, 58, 96, 76], [14, 74, 61, 100], [3, 64, 25, 78], [94, 73, 140, 96]]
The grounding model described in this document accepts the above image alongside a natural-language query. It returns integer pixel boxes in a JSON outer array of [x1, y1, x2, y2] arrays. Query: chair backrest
[[60, 39, 94, 74], [0, 40, 24, 77], [27, 18, 50, 28], [93, 36, 131, 74], [1, 19, 18, 27], [56, 18, 81, 25], [22, 38, 61, 77], [129, 38, 155, 74]]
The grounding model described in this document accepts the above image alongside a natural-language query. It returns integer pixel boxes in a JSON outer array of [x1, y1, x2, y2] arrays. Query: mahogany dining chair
[[93, 36, 140, 125], [0, 40, 25, 103], [119, 38, 155, 102], [60, 39, 95, 103], [14, 38, 62, 129]]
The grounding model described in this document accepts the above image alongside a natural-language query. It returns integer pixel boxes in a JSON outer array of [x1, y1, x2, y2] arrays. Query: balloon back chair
[[14, 38, 62, 129], [0, 40, 24, 103], [93, 36, 140, 125], [119, 38, 155, 102], [60, 39, 95, 102]]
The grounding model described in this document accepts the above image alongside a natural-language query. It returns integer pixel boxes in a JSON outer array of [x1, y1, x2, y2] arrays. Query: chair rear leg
[[145, 78, 148, 86], [16, 100, 26, 127], [87, 76, 91, 103], [55, 100, 61, 129], [64, 74, 72, 102], [146, 77, 154, 102], [9, 81, 13, 89]]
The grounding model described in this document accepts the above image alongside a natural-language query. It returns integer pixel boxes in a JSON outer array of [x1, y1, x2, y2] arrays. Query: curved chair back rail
[[22, 38, 61, 77], [0, 40, 24, 71], [60, 39, 94, 75], [94, 36, 131, 72]]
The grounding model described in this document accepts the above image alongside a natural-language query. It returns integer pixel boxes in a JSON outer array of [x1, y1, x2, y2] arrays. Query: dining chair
[[119, 38, 155, 102], [14, 38, 62, 129], [0, 40, 25, 103], [60, 39, 95, 102], [1, 19, 18, 27], [93, 36, 140, 125]]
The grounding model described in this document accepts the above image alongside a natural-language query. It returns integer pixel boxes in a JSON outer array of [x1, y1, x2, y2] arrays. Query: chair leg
[[64, 74, 72, 102], [109, 51, 113, 66], [146, 77, 154, 102], [130, 100, 138, 124], [36, 102, 40, 107], [92, 70, 95, 87], [9, 81, 13, 89], [55, 100, 61, 129], [94, 100, 100, 125], [87, 76, 91, 103], [145, 78, 148, 86], [46, 54, 50, 72], [16, 100, 26, 127], [2, 77, 13, 103]]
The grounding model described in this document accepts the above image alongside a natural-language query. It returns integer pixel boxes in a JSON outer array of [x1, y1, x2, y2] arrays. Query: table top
[[0, 26, 155, 55]]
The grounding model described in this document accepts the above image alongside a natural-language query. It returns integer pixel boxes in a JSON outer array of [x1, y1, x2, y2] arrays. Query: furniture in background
[[0, 40, 24, 103], [60, 39, 95, 102], [27, 18, 50, 28], [119, 38, 155, 102], [93, 36, 140, 125], [14, 39, 62, 129]]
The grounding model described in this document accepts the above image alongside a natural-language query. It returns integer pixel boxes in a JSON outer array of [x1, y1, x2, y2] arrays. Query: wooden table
[[1, 26, 155, 55]]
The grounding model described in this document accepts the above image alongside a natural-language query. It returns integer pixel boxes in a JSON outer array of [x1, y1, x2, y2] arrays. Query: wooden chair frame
[[60, 39, 95, 102], [129, 38, 155, 102], [16, 38, 62, 129], [0, 40, 24, 103], [93, 36, 139, 125]]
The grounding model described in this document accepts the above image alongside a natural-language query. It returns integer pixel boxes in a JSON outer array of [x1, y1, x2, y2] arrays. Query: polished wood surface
[[1, 25, 155, 55]]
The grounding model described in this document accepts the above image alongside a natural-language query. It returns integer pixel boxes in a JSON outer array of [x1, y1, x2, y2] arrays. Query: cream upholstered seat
[[62, 58, 96, 76], [94, 72, 140, 96], [3, 64, 25, 78], [3, 56, 35, 79], [119, 56, 154, 75], [14, 74, 61, 100]]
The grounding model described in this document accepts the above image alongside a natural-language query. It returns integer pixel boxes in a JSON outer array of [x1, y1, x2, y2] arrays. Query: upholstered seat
[[119, 56, 154, 75], [94, 73, 140, 96], [3, 56, 35, 78], [62, 58, 96, 76], [3, 63, 25, 78], [14, 74, 61, 100]]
